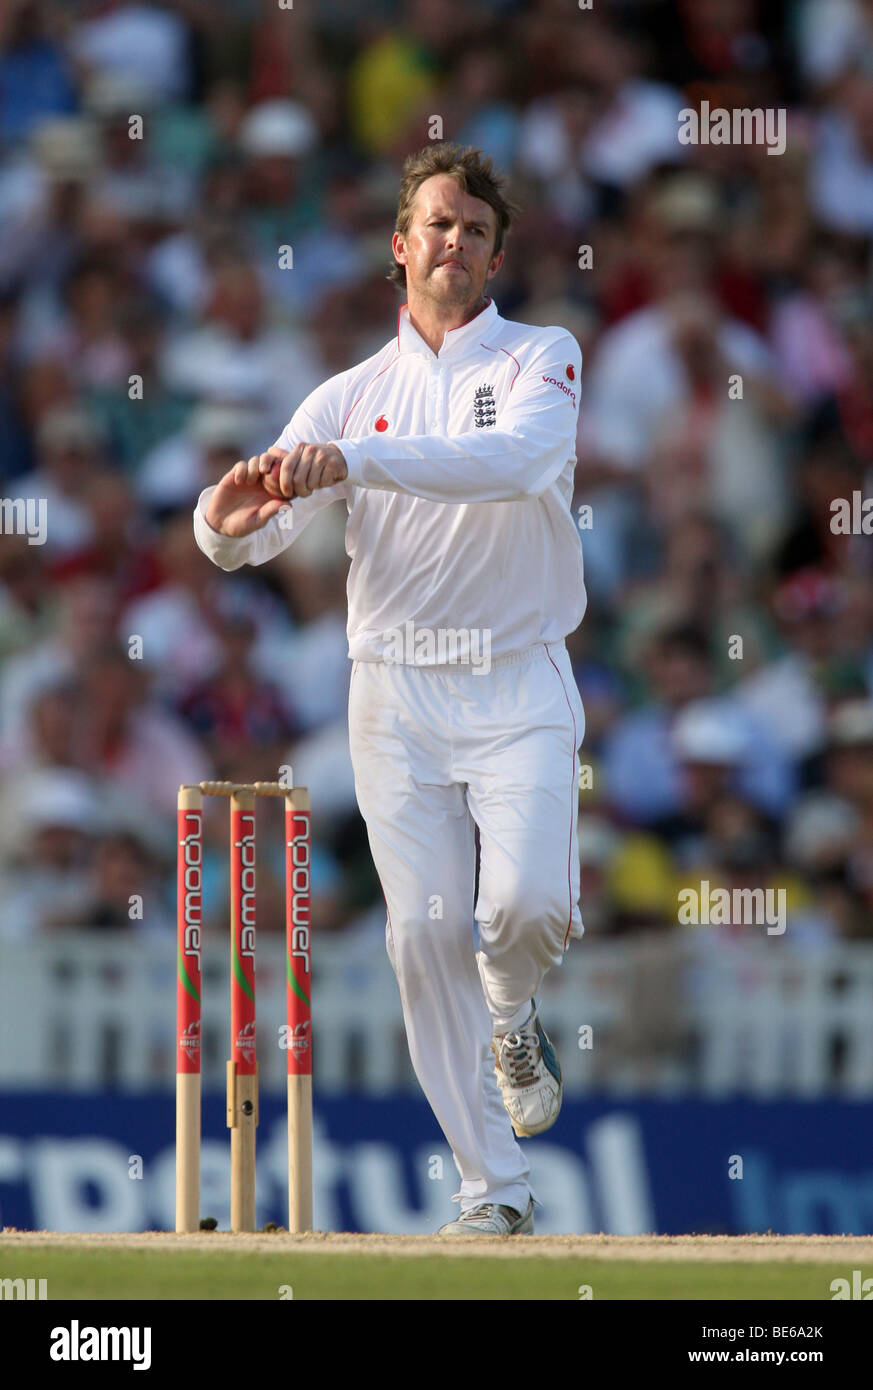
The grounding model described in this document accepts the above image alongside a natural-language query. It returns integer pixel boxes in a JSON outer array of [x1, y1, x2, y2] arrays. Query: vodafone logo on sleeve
[[542, 373, 577, 404]]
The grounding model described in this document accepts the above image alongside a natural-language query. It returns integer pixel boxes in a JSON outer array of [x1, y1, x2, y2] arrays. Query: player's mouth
[[437, 260, 467, 271]]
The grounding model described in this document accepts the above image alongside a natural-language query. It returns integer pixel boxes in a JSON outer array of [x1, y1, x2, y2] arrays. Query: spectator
[[16, 403, 106, 557], [177, 610, 301, 767], [347, 1, 454, 158], [159, 260, 324, 442], [68, 0, 193, 105], [237, 97, 321, 256], [136, 401, 260, 512], [0, 576, 115, 748], [813, 71, 873, 235], [735, 570, 859, 763], [601, 627, 792, 825], [0, 768, 101, 938], [77, 643, 209, 819], [0, 0, 77, 146], [54, 830, 173, 932]]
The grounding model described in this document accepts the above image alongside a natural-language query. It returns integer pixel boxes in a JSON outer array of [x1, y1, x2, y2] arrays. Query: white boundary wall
[[1, 932, 872, 1096]]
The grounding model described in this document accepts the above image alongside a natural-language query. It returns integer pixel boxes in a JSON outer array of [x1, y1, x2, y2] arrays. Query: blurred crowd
[[0, 0, 872, 951]]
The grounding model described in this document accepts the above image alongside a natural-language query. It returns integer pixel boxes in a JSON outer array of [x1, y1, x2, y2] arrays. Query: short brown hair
[[387, 142, 521, 292]]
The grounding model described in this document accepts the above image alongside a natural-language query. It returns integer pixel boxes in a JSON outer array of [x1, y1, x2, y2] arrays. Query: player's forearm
[[335, 423, 575, 504], [193, 487, 291, 570]]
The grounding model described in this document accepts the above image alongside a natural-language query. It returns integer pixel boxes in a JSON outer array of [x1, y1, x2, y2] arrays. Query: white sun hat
[[239, 100, 318, 159]]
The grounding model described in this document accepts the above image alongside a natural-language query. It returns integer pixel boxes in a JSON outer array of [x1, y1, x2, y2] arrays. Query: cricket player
[[194, 143, 586, 1235]]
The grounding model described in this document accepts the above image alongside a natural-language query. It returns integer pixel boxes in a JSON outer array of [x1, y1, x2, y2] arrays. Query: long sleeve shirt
[[193, 296, 586, 663]]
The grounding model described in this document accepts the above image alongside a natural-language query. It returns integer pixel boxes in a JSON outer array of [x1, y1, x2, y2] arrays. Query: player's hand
[[204, 453, 290, 537], [266, 442, 348, 499]]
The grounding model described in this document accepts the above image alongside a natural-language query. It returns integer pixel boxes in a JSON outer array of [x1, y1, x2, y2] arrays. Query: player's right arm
[[193, 384, 348, 572], [204, 452, 289, 537]]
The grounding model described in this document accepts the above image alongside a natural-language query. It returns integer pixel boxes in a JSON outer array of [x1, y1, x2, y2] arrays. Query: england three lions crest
[[473, 384, 496, 427]]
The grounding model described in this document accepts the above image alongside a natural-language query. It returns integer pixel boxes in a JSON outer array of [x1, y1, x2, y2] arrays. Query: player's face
[[393, 174, 503, 305]]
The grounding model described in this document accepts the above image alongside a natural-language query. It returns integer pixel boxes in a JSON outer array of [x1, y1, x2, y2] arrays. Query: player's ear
[[391, 231, 407, 266], [486, 248, 504, 280]]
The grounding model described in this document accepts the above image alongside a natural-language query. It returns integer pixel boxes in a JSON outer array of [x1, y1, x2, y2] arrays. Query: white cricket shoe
[[491, 1003, 562, 1137], [438, 1197, 534, 1236]]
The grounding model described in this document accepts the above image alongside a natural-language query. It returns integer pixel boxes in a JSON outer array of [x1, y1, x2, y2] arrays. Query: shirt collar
[[396, 297, 499, 359]]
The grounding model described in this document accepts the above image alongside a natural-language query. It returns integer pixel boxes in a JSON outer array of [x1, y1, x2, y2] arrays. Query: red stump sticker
[[177, 805, 202, 1075], [231, 806, 257, 1074], [286, 804, 312, 1076]]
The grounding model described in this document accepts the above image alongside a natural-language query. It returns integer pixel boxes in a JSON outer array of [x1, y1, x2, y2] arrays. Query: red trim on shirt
[[397, 296, 494, 352], [544, 645, 580, 950], [479, 341, 522, 391], [457, 296, 492, 328], [340, 353, 402, 438], [501, 347, 522, 391]]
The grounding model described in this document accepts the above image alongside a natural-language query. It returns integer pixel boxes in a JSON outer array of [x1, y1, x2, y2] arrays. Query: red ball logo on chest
[[566, 364, 575, 381], [374, 415, 389, 431]]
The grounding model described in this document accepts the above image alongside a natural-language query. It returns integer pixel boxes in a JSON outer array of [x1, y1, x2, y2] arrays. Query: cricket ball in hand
[[262, 462, 286, 499]]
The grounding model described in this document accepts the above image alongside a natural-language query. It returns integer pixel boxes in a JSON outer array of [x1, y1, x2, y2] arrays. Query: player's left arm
[[279, 332, 582, 505]]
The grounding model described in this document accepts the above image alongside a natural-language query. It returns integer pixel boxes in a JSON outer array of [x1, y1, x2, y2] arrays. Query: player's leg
[[347, 658, 532, 1218], [457, 641, 585, 1135]]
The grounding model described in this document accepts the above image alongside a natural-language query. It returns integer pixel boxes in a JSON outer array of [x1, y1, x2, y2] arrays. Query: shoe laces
[[458, 1203, 518, 1226], [459, 1203, 495, 1223], [495, 1021, 540, 1088]]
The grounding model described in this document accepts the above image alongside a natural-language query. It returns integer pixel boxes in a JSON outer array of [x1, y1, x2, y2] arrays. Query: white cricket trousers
[[347, 639, 585, 1214]]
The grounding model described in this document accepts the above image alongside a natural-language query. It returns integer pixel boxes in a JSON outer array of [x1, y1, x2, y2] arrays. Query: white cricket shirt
[[193, 297, 586, 663]]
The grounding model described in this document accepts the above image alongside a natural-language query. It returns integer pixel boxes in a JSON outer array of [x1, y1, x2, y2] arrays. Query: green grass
[[0, 1245, 845, 1300]]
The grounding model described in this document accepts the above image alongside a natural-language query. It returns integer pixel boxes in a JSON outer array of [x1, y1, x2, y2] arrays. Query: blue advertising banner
[[1, 1093, 872, 1235]]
